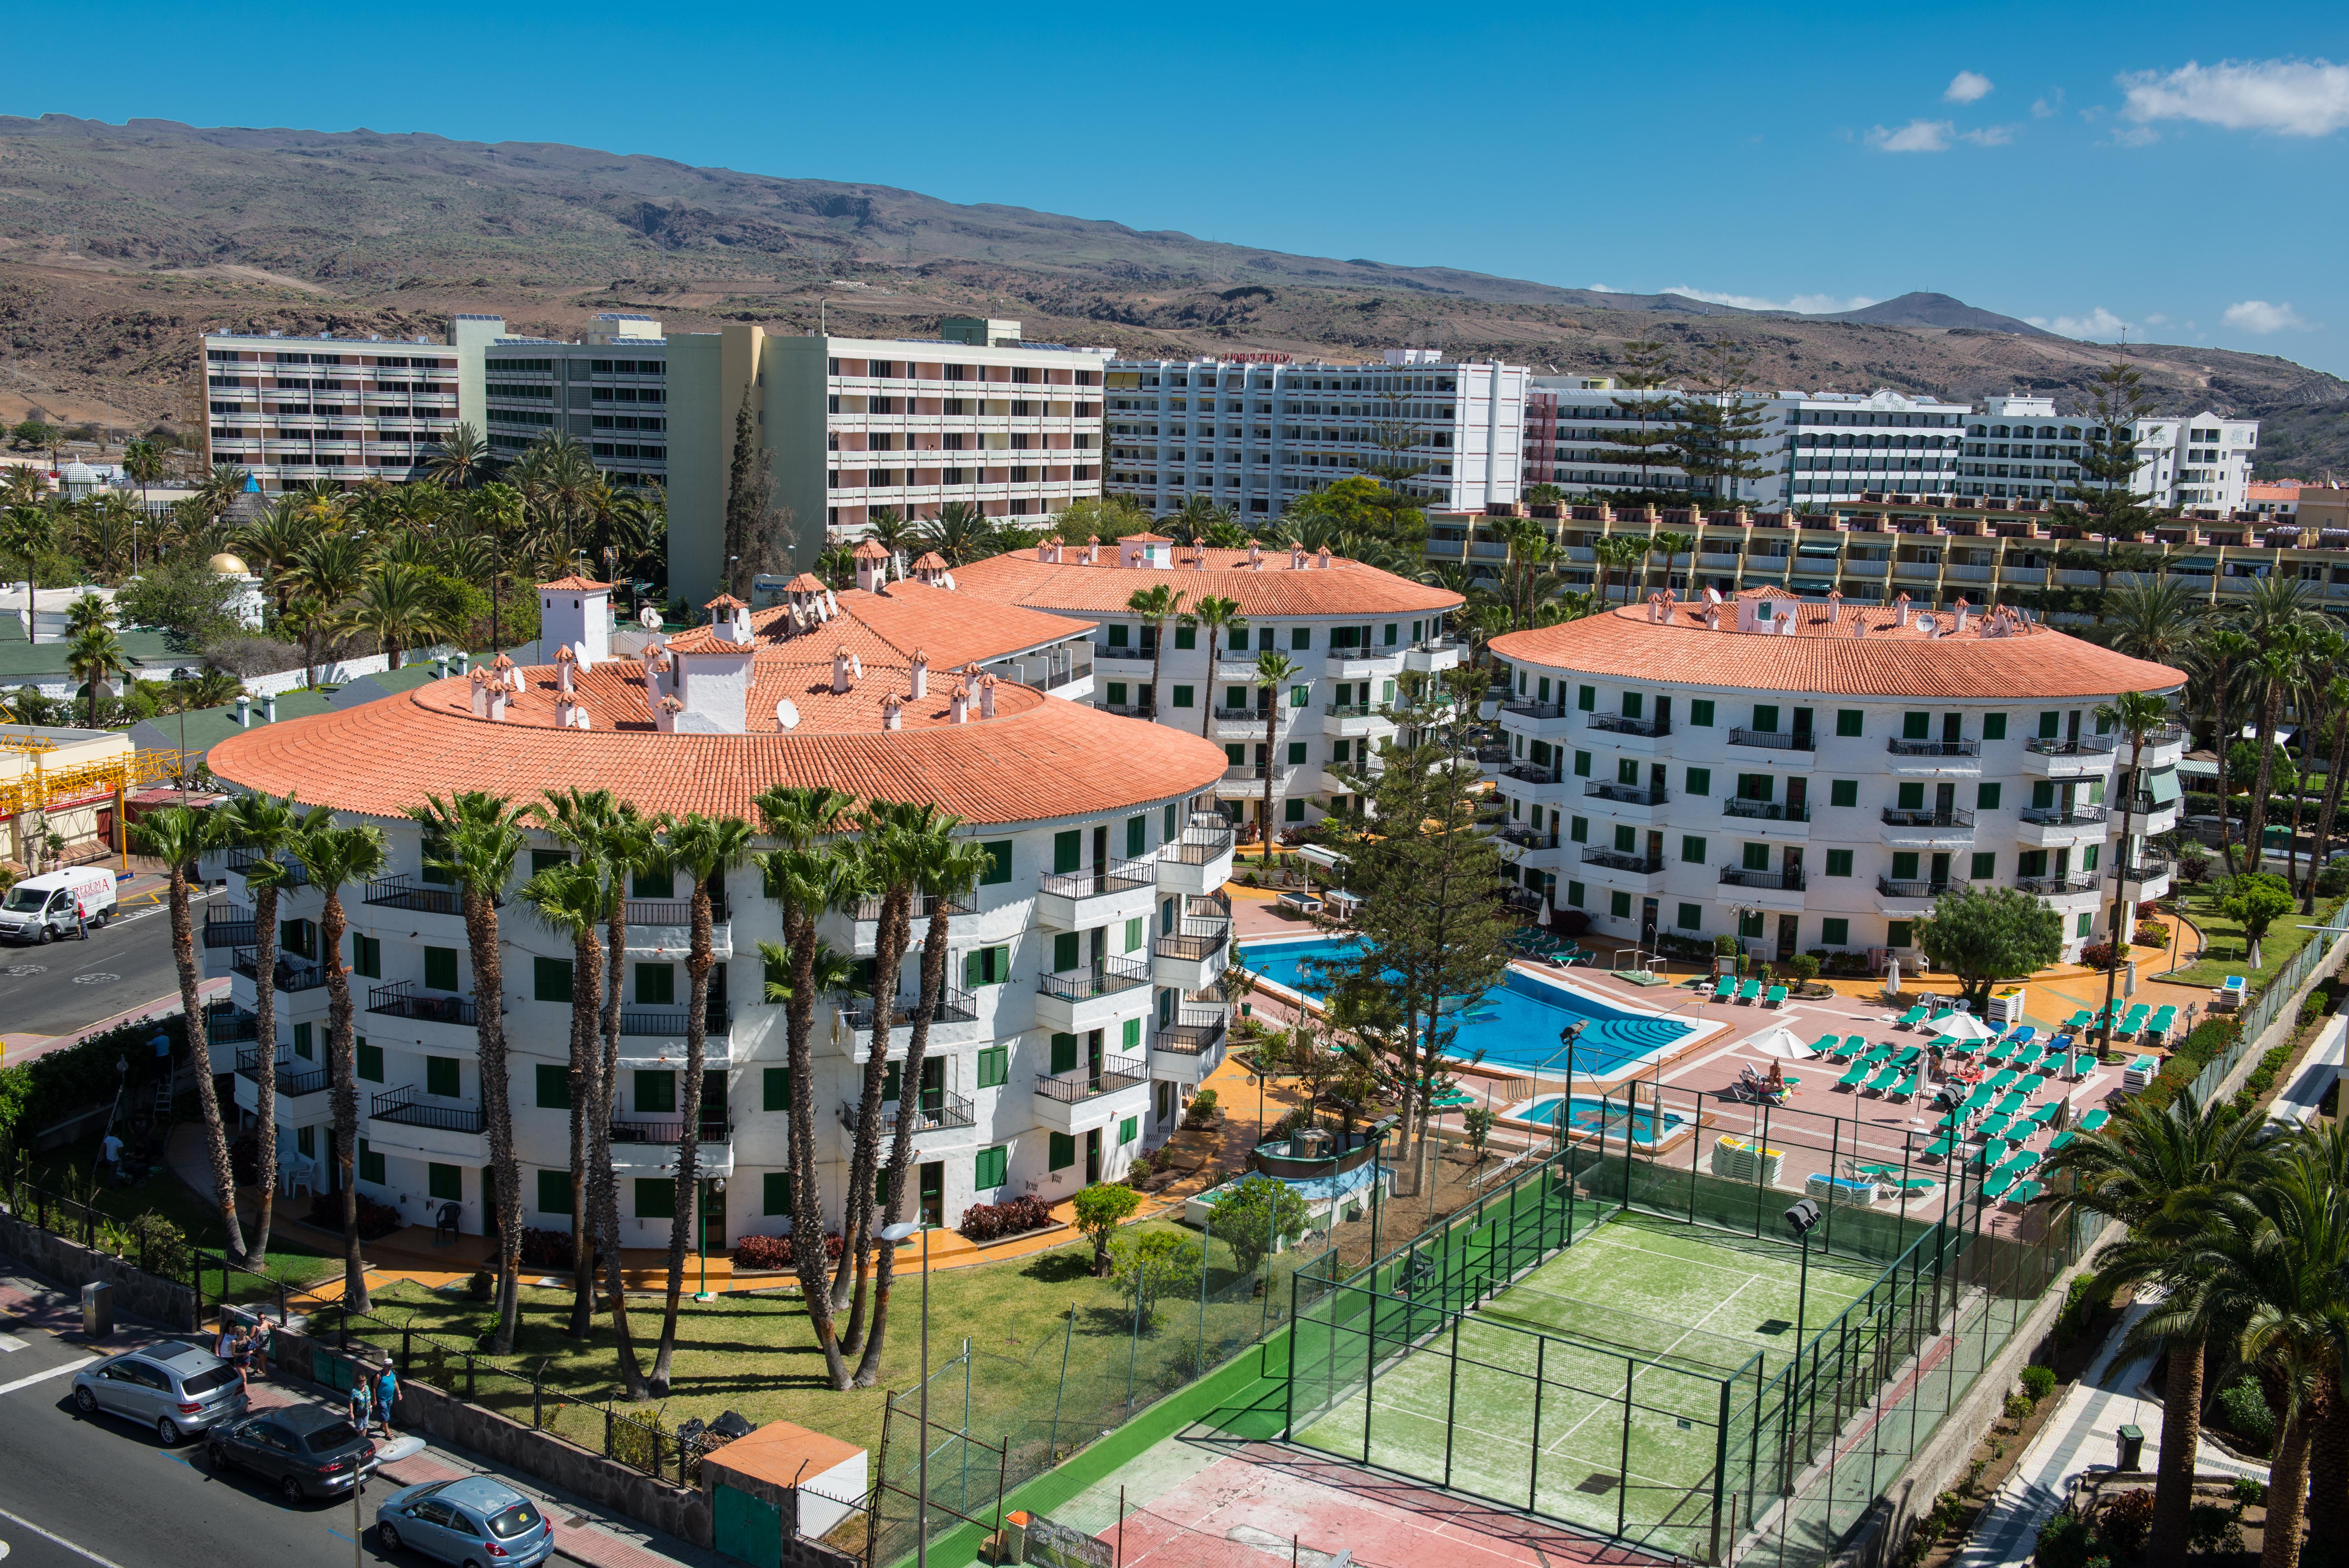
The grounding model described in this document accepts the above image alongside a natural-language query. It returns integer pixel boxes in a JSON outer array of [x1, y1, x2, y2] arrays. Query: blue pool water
[[1514, 1094, 1689, 1144], [1238, 936, 1694, 1075]]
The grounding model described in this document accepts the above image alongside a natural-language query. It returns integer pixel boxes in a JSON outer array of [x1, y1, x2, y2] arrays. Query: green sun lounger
[[2077, 1108, 2110, 1133], [1712, 976, 1737, 1002], [2048, 1129, 2075, 1153], [1893, 1043, 1923, 1066], [1738, 979, 1761, 1003], [1839, 1061, 1873, 1088], [1923, 1135, 1957, 1160], [2064, 1009, 2094, 1031], [1892, 1072, 1920, 1100], [1896, 1005, 1928, 1029], [1866, 1066, 1902, 1094], [2070, 1051, 2098, 1076], [1976, 1113, 2010, 1142], [1995, 1091, 2030, 1117], [2008, 1179, 2043, 1206], [1764, 985, 1787, 1008], [1961, 1086, 1994, 1113], [1988, 1067, 2021, 1092], [1809, 1034, 1841, 1057], [1981, 1166, 2020, 1201], [2026, 1102, 2063, 1129]]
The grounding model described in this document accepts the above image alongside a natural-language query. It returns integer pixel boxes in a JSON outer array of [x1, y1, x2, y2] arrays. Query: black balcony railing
[[1723, 798, 1810, 822], [1581, 847, 1664, 873], [235, 1046, 330, 1098], [619, 1002, 733, 1038], [1161, 819, 1236, 866], [225, 849, 311, 886], [1039, 956, 1151, 1001], [1729, 728, 1815, 751], [1585, 780, 1668, 806], [1041, 662, 1092, 690], [1154, 920, 1233, 963], [369, 1083, 483, 1134], [202, 906, 257, 949], [1324, 702, 1384, 720], [844, 986, 980, 1035], [232, 945, 327, 992], [2145, 726, 2188, 748], [206, 1004, 260, 1044], [1877, 877, 1951, 900], [366, 981, 480, 1027], [1587, 713, 1671, 738], [1501, 763, 1563, 785], [1214, 706, 1272, 724], [2121, 859, 2175, 885], [1889, 738, 1980, 757], [363, 877, 463, 916], [1098, 701, 1158, 719], [1720, 866, 1806, 891], [1038, 858, 1155, 900], [1034, 1055, 1149, 1102], [2019, 804, 2108, 825], [1500, 701, 1569, 720], [610, 1113, 731, 1146], [1881, 807, 1976, 828], [2024, 735, 2117, 756], [1154, 1017, 1228, 1056], [2018, 873, 2101, 895], [850, 892, 971, 924], [1497, 827, 1559, 850], [851, 1092, 978, 1139]]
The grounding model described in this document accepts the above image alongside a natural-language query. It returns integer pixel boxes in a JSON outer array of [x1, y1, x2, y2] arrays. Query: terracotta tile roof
[[539, 575, 614, 592], [1490, 602, 2187, 699], [951, 547, 1462, 619], [652, 579, 1086, 663]]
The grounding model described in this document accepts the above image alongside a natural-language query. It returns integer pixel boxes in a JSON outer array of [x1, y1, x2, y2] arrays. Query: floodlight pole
[[1795, 1228, 1811, 1344]]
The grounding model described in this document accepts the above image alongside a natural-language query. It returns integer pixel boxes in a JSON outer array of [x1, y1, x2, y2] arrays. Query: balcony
[[1403, 637, 1467, 673], [1728, 728, 1815, 751], [2019, 804, 2107, 826], [619, 1001, 732, 1039], [235, 1047, 330, 1099], [369, 1083, 483, 1134], [849, 892, 969, 954], [1214, 706, 1276, 738], [1887, 738, 1980, 758], [1151, 1014, 1228, 1084], [842, 987, 982, 1054], [1156, 816, 1236, 896], [1581, 847, 1664, 874], [1719, 866, 1806, 892], [231, 946, 327, 992], [1499, 700, 1569, 722], [1585, 780, 1668, 807], [1323, 702, 1390, 737], [1495, 826, 1560, 854], [2120, 859, 2174, 900], [225, 849, 310, 886], [205, 1004, 260, 1044], [1033, 1055, 1151, 1133], [1882, 806, 1974, 829], [1586, 713, 1671, 738], [845, 1092, 978, 1141], [367, 981, 481, 1030], [609, 1112, 731, 1146], [363, 877, 464, 916], [1876, 877, 1952, 903], [2025, 736, 2119, 756], [1500, 763, 1563, 786], [1035, 956, 1152, 1033], [1036, 857, 1157, 929], [2018, 873, 2100, 897], [2021, 736, 2118, 778], [203, 905, 256, 949], [1723, 798, 1810, 823]]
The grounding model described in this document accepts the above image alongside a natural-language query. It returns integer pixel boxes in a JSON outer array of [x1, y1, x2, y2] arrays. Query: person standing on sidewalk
[[347, 1375, 371, 1433], [373, 1363, 397, 1438]]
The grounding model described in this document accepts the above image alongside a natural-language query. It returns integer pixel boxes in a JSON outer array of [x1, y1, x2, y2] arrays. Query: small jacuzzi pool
[[1508, 1093, 1688, 1147]]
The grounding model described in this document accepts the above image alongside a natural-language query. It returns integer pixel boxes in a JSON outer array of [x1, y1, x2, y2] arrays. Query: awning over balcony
[[2146, 766, 2182, 805]]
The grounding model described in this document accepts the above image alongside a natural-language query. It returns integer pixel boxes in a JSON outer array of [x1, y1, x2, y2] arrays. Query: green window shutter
[[2019, 850, 2047, 877], [1107, 623, 1129, 647], [1690, 699, 1714, 727], [1229, 626, 1247, 650], [359, 1141, 385, 1185], [1982, 713, 2007, 741], [537, 1169, 572, 1214], [1829, 780, 1858, 808], [1572, 750, 1590, 777], [534, 955, 573, 1003], [2077, 912, 2093, 939], [1174, 625, 1196, 649], [1569, 816, 1587, 843], [1053, 931, 1080, 972], [635, 1178, 675, 1219], [977, 1047, 1008, 1089], [1106, 682, 1127, 705], [636, 1069, 677, 1114], [352, 934, 380, 979], [423, 946, 459, 991], [1291, 626, 1310, 650], [291, 1022, 313, 1060], [763, 1067, 790, 1111], [1742, 842, 1770, 871], [1902, 712, 1929, 740], [1681, 836, 1705, 863], [1821, 918, 1849, 946], [1289, 685, 1309, 709], [1891, 852, 1920, 880], [1613, 824, 1636, 853], [1609, 891, 1632, 918], [1123, 1018, 1142, 1050], [2082, 844, 2100, 872], [882, 1061, 902, 1104], [1126, 816, 1145, 857], [1576, 684, 1594, 711], [1971, 852, 1997, 880], [981, 841, 1012, 885], [975, 1146, 1008, 1189], [1886, 921, 1913, 948], [1977, 782, 2003, 810], [764, 1171, 792, 1215], [1897, 782, 1924, 810], [530, 849, 569, 876], [1617, 758, 1639, 785], [1565, 881, 1585, 907], [2038, 711, 2061, 739], [631, 867, 670, 900], [1824, 849, 1854, 877], [1225, 742, 1245, 766], [1119, 1116, 1138, 1145], [1284, 799, 1305, 822], [1621, 692, 1643, 719], [637, 963, 675, 1004], [536, 1063, 570, 1109], [1051, 1033, 1079, 1073], [426, 1056, 460, 1098], [1171, 684, 1195, 708], [1676, 902, 1703, 930], [357, 1042, 383, 1083], [1287, 741, 1307, 764], [428, 1163, 463, 1202], [1752, 705, 1779, 733], [1685, 768, 1711, 795], [1054, 830, 1081, 874], [1835, 709, 1863, 737], [1123, 915, 1143, 952], [1049, 1133, 1076, 1171]]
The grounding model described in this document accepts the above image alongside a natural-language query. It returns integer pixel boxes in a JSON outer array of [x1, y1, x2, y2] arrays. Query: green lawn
[[2163, 886, 2343, 990]]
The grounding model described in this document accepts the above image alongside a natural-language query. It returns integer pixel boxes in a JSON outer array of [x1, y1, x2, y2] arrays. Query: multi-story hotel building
[[1485, 589, 2186, 966], [953, 536, 1465, 830], [201, 329, 464, 492], [2129, 411, 2258, 513], [450, 313, 671, 486], [665, 318, 1109, 602], [1102, 351, 1526, 517], [196, 564, 1234, 1245]]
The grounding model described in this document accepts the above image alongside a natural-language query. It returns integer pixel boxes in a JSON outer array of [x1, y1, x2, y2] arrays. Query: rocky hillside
[[2, 113, 2343, 474]]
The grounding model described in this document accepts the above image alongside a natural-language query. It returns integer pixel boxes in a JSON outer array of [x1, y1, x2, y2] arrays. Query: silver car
[[72, 1341, 248, 1444], [375, 1476, 553, 1567]]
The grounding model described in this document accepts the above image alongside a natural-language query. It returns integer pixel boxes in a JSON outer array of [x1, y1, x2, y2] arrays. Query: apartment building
[[197, 571, 1236, 1243], [953, 536, 1465, 830], [1486, 590, 2186, 967], [2131, 411, 2258, 512], [450, 314, 670, 486], [1782, 389, 1972, 506], [201, 329, 463, 492], [665, 318, 1108, 603], [1103, 350, 1526, 517]]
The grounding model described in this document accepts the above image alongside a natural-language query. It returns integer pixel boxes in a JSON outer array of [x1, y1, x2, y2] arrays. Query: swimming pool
[[1238, 936, 1695, 1076], [1509, 1094, 1690, 1146]]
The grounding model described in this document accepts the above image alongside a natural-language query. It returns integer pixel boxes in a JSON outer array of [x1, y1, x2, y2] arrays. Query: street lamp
[[877, 1220, 927, 1568], [694, 1177, 727, 1302], [1783, 1198, 1822, 1343]]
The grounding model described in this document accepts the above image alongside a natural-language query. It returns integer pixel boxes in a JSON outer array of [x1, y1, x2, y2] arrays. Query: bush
[[2020, 1365, 2059, 1403], [2216, 1376, 2275, 1452], [2005, 1392, 2037, 1420], [1783, 953, 1821, 982], [518, 1227, 576, 1269], [2077, 942, 2123, 971], [2131, 922, 2168, 950], [731, 1230, 844, 1269], [2033, 1509, 2101, 1568], [2187, 1503, 2245, 1556], [956, 1195, 1053, 1243], [2099, 1490, 2154, 1558], [306, 1190, 404, 1241], [2319, 862, 2349, 898]]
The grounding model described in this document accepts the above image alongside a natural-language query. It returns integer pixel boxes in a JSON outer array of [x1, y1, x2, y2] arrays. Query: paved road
[[0, 1319, 398, 1568], [0, 888, 213, 1044]]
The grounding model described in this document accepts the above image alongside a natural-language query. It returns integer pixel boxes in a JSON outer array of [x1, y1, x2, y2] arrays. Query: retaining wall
[[0, 1212, 197, 1330]]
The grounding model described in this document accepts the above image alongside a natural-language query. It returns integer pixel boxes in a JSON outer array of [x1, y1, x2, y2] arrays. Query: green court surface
[[1295, 1211, 1884, 1556]]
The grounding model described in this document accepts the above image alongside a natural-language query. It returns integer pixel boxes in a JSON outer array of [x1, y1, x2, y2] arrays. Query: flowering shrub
[[957, 1195, 1054, 1243], [519, 1227, 576, 1269], [731, 1231, 844, 1270], [2077, 942, 2124, 972]]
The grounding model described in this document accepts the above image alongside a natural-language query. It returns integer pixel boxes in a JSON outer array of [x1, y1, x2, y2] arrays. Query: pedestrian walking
[[374, 1363, 398, 1437], [348, 1375, 372, 1432], [250, 1315, 273, 1380]]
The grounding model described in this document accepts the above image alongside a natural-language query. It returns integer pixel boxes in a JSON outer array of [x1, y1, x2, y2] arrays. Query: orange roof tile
[[1490, 602, 2187, 699], [539, 575, 614, 592], [851, 540, 890, 559], [952, 547, 1461, 619]]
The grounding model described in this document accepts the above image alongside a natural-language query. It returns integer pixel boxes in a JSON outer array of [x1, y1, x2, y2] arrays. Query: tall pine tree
[[1658, 340, 1774, 502], [722, 392, 795, 595], [1603, 335, 1677, 489], [2051, 362, 2164, 543]]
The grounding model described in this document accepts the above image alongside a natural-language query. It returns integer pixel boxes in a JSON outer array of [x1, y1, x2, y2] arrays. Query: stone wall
[[0, 1212, 197, 1330]]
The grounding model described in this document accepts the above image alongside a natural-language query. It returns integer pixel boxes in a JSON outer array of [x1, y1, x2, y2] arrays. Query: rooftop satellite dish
[[775, 698, 801, 731], [638, 604, 663, 631]]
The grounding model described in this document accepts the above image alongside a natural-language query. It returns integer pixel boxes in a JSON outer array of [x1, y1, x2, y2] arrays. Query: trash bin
[[2116, 1423, 2145, 1470], [82, 1281, 113, 1340]]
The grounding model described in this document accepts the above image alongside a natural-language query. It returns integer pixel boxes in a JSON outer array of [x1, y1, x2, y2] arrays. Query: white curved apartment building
[[196, 571, 1234, 1250], [1486, 590, 2187, 966]]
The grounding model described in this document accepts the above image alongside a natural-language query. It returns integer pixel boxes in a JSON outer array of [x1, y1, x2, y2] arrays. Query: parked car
[[206, 1403, 378, 1502], [375, 1476, 552, 1566], [70, 1341, 247, 1444]]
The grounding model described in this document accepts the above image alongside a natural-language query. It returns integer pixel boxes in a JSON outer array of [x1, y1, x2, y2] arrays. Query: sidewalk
[[1950, 1295, 2267, 1568], [2271, 1014, 2344, 1125]]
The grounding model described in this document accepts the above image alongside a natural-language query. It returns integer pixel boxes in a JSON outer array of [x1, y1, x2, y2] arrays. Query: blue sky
[[24, 1, 2349, 373]]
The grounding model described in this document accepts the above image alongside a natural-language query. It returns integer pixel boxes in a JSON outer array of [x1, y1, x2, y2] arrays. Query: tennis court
[[1292, 1210, 1883, 1559]]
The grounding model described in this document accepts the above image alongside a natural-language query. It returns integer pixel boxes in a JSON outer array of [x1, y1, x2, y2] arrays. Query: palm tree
[[67, 621, 128, 728], [121, 440, 168, 568], [2305, 674, 2349, 916], [209, 792, 326, 1266], [836, 808, 908, 1350], [130, 805, 251, 1265], [2195, 628, 2258, 874], [518, 851, 611, 1338], [2103, 573, 2204, 666], [292, 819, 388, 1313], [343, 561, 456, 669], [855, 817, 991, 1387], [2244, 626, 2312, 874], [2040, 1088, 2272, 1568], [1125, 584, 1184, 720], [1590, 534, 1641, 607], [861, 508, 918, 573], [1181, 596, 1246, 741], [2282, 628, 2343, 901], [412, 791, 531, 1351], [586, 800, 661, 1396], [753, 784, 864, 1391], [422, 423, 491, 490], [2096, 691, 2176, 1055], [918, 501, 995, 566], [1253, 650, 1299, 859], [1648, 529, 1694, 596], [647, 812, 756, 1394]]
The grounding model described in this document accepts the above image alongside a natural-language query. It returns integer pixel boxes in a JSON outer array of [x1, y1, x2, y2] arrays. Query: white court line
[[0, 1356, 95, 1397], [0, 1506, 127, 1568]]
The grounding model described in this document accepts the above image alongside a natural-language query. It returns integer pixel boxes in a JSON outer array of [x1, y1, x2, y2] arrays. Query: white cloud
[[2120, 58, 2349, 136], [1959, 125, 2015, 146], [1588, 283, 1623, 292], [2031, 91, 2063, 119], [2108, 125, 2163, 147], [2024, 307, 2132, 340], [1868, 119, 1954, 152], [2222, 299, 2310, 333], [2146, 313, 2170, 325], [1663, 286, 1881, 315], [1945, 71, 1994, 104]]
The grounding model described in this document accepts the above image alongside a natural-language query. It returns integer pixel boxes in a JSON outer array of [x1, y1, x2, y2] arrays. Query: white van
[[0, 866, 119, 943]]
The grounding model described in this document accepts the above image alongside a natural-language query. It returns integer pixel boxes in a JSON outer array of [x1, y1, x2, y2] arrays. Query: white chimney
[[1894, 591, 1913, 627], [1315, 545, 1332, 570], [882, 693, 904, 731], [909, 649, 928, 700], [948, 683, 970, 724], [1040, 537, 1063, 564], [1248, 543, 1263, 569], [854, 542, 889, 594], [655, 694, 682, 732], [262, 691, 277, 723], [977, 673, 998, 719], [832, 646, 857, 694], [1953, 597, 1972, 633], [555, 645, 577, 694], [236, 693, 251, 728], [707, 594, 753, 645], [1290, 546, 1307, 569], [1827, 590, 1843, 623]]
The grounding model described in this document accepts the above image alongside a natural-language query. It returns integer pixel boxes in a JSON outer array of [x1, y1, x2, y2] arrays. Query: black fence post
[[402, 1326, 412, 1374], [465, 1354, 476, 1400], [532, 1367, 543, 1431], [604, 1406, 614, 1460], [277, 1280, 287, 1327]]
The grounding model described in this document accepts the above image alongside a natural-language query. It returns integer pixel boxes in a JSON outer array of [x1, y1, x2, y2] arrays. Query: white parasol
[[1883, 958, 1902, 998], [1538, 893, 1553, 925], [1748, 1025, 1819, 1060], [1932, 1013, 1999, 1044]]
